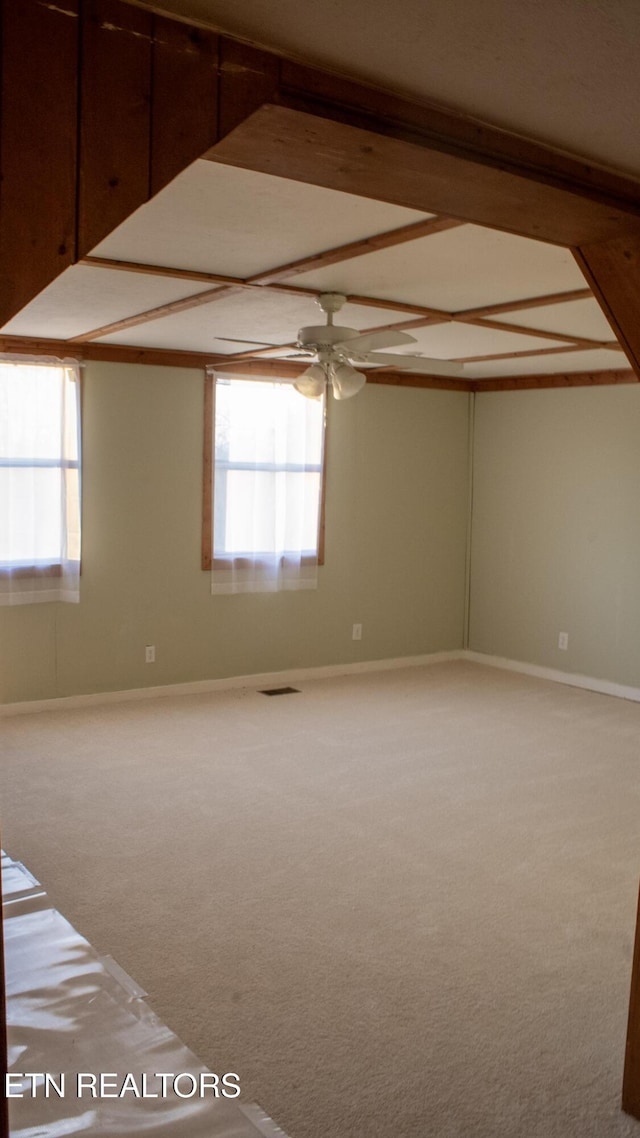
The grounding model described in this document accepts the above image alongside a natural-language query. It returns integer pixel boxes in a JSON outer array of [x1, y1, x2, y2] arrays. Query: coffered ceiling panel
[[400, 323, 575, 360], [95, 292, 415, 354], [496, 298, 615, 340], [292, 225, 587, 312], [1, 265, 216, 341], [0, 150, 626, 385], [91, 160, 430, 279]]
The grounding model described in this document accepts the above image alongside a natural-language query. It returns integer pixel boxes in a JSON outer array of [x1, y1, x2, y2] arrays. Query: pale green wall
[[0, 363, 470, 703], [469, 385, 640, 687]]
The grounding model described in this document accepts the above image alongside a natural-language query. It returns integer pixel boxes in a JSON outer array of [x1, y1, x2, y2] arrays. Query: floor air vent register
[[259, 687, 301, 696]]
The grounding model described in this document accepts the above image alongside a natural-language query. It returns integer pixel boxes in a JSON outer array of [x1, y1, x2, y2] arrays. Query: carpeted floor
[[2, 659, 640, 1137]]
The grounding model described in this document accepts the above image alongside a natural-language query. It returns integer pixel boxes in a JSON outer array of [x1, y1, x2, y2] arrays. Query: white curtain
[[210, 374, 325, 594], [0, 359, 82, 605]]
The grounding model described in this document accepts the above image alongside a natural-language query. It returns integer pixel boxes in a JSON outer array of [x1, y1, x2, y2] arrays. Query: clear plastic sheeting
[[2, 852, 290, 1138]]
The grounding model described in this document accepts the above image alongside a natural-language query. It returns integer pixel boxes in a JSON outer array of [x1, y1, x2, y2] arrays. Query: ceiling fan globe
[[331, 362, 367, 400], [294, 362, 326, 400]]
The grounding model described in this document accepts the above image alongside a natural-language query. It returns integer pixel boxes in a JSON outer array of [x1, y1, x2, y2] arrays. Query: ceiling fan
[[289, 293, 464, 400]]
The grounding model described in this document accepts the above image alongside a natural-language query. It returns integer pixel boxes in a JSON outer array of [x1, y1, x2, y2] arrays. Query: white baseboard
[[0, 649, 464, 717], [5, 647, 639, 717], [462, 649, 640, 704]]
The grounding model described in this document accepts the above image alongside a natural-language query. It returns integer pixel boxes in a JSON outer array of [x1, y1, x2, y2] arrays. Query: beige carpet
[[2, 660, 640, 1138]]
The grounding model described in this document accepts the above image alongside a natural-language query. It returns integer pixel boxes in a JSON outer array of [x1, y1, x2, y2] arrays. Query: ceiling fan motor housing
[[297, 324, 359, 350]]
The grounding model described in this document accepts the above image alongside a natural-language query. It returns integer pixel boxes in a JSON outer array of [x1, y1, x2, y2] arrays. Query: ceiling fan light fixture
[[330, 362, 367, 400], [290, 293, 460, 401], [294, 362, 326, 400]]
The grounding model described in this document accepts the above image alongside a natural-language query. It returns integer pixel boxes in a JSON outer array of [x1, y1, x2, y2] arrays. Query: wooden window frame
[[201, 371, 327, 571]]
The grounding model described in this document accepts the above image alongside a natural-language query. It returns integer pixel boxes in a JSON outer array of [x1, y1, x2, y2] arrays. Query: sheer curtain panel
[[211, 375, 325, 594], [0, 360, 82, 604]]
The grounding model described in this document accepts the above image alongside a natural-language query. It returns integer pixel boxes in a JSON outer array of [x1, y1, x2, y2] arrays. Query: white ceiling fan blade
[[363, 352, 464, 376], [334, 329, 417, 354], [215, 336, 276, 346]]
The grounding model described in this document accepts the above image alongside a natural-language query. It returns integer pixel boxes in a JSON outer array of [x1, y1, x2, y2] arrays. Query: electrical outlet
[[145, 645, 156, 663], [352, 623, 362, 641], [558, 632, 568, 651]]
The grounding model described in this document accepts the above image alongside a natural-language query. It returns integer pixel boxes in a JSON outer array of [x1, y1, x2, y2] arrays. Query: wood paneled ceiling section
[[1, 0, 639, 392]]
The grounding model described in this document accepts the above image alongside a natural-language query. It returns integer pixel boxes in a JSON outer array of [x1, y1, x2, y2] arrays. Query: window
[[202, 374, 326, 593], [0, 360, 81, 604]]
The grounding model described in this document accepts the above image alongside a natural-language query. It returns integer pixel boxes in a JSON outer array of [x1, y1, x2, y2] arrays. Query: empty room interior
[[3, 1, 640, 1137]]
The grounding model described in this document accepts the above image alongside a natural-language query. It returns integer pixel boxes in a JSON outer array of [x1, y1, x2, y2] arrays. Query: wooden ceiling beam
[[474, 368, 636, 391], [454, 315, 621, 350], [79, 257, 245, 287], [363, 372, 472, 392], [213, 334, 620, 370], [75, 254, 609, 355], [336, 293, 444, 317], [358, 310, 613, 349], [0, 335, 223, 370], [80, 255, 451, 318], [248, 216, 465, 285], [453, 342, 620, 364], [74, 216, 462, 340], [27, 336, 468, 388], [208, 74, 640, 375], [201, 313, 618, 368], [574, 237, 640, 380], [66, 284, 248, 344], [209, 101, 640, 250], [80, 257, 594, 320], [355, 314, 448, 334], [458, 287, 593, 319], [1, 336, 633, 392], [274, 60, 640, 235], [206, 325, 619, 369], [80, 258, 598, 341], [210, 356, 474, 391]]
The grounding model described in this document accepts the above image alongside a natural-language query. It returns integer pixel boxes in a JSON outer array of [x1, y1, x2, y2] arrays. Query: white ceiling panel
[[96, 291, 415, 353], [293, 224, 586, 312], [91, 161, 430, 279], [394, 322, 571, 360], [0, 265, 218, 340], [496, 297, 615, 341], [468, 348, 629, 380]]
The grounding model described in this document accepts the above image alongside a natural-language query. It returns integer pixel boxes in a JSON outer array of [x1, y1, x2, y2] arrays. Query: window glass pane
[[217, 470, 321, 555], [213, 378, 325, 561], [215, 379, 324, 467], [0, 361, 81, 598], [278, 471, 323, 551], [66, 467, 81, 562], [0, 467, 64, 563], [0, 365, 67, 460]]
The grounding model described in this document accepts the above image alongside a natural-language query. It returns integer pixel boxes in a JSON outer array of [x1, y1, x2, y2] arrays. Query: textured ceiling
[[2, 162, 622, 382], [133, 0, 640, 179], [3, 5, 634, 385]]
